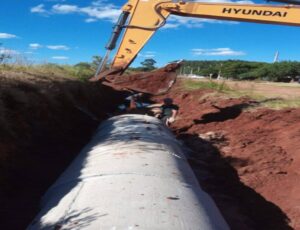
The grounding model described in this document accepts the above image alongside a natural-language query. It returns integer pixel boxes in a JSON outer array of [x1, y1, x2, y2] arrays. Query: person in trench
[[150, 98, 178, 126]]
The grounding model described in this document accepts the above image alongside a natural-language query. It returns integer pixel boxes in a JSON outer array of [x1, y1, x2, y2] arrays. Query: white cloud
[[165, 15, 239, 29], [85, 18, 98, 23], [30, 4, 47, 14], [29, 43, 43, 49], [29, 44, 70, 50], [0, 33, 17, 39], [0, 47, 19, 55], [138, 51, 157, 58], [163, 0, 253, 29], [192, 48, 246, 56], [162, 23, 181, 29], [31, 0, 254, 25], [52, 4, 79, 14], [165, 16, 204, 29], [47, 45, 70, 50], [30, 1, 121, 22], [52, 56, 69, 60], [79, 5, 120, 22]]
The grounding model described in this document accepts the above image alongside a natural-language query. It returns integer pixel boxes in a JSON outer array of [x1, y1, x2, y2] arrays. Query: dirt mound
[[101, 63, 181, 95], [153, 82, 300, 229], [0, 70, 125, 230]]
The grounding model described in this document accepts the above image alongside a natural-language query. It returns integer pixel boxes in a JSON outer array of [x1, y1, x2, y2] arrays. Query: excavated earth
[[1, 68, 300, 230], [103, 62, 180, 95], [152, 82, 300, 230], [0, 70, 125, 230]]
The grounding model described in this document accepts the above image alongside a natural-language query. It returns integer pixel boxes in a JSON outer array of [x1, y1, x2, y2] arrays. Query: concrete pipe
[[28, 114, 229, 230]]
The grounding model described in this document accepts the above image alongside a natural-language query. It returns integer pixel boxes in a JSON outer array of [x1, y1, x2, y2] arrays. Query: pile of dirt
[[153, 83, 300, 229], [0, 70, 125, 230], [102, 63, 181, 95]]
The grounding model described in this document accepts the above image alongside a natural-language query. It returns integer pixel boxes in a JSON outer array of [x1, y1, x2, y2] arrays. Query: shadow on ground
[[194, 103, 253, 124], [0, 73, 126, 230], [177, 133, 292, 230]]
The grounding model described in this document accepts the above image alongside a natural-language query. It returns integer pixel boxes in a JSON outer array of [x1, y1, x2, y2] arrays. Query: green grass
[[259, 98, 300, 109], [183, 79, 231, 92], [224, 87, 300, 109], [0, 64, 94, 81], [261, 82, 300, 88], [181, 78, 300, 109]]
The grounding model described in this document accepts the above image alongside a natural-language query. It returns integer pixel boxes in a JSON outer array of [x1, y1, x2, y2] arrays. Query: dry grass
[[181, 78, 300, 109], [0, 63, 94, 81], [183, 79, 231, 92]]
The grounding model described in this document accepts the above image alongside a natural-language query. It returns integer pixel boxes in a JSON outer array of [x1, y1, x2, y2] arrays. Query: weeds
[[0, 63, 94, 81], [182, 78, 300, 109], [259, 98, 300, 109], [183, 79, 231, 92]]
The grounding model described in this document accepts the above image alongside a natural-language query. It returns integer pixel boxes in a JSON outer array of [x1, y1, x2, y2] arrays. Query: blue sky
[[0, 0, 299, 67]]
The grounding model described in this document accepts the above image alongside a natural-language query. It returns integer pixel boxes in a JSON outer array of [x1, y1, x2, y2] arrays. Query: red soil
[[0, 71, 125, 230], [2, 67, 299, 229], [103, 63, 180, 95], [153, 84, 300, 230]]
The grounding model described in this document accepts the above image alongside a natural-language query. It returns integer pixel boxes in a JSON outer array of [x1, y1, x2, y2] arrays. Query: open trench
[[0, 71, 127, 230], [1, 72, 299, 229]]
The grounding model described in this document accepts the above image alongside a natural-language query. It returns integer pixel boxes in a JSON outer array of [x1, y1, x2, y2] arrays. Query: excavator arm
[[93, 0, 300, 94], [112, 0, 300, 70]]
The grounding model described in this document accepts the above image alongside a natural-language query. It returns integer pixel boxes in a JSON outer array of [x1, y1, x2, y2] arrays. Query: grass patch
[[224, 88, 300, 109], [262, 82, 300, 88], [225, 89, 265, 100], [259, 98, 300, 109], [0, 64, 94, 81], [183, 79, 231, 92], [181, 78, 300, 109]]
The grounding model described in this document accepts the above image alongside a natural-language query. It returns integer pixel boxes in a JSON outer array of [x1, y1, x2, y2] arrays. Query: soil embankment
[[1, 68, 300, 230], [153, 82, 300, 229], [0, 70, 125, 229]]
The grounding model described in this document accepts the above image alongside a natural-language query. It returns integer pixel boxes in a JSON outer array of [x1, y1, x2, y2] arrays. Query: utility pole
[[217, 63, 223, 80], [273, 51, 279, 63]]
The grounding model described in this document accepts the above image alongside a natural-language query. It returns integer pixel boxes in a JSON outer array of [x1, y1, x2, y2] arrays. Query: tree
[[91, 56, 103, 71], [73, 62, 94, 80], [75, 62, 92, 69], [140, 58, 156, 71], [0, 43, 12, 64]]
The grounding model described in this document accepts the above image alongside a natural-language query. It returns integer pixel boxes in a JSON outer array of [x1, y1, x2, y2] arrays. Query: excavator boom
[[93, 0, 300, 94]]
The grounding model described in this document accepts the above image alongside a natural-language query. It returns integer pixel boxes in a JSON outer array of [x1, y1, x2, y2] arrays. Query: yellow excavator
[[91, 0, 300, 95]]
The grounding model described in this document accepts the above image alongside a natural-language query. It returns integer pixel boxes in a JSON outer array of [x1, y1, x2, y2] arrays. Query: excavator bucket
[[91, 62, 182, 95]]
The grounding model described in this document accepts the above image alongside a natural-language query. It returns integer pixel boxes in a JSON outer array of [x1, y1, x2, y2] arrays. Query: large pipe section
[[28, 114, 229, 230]]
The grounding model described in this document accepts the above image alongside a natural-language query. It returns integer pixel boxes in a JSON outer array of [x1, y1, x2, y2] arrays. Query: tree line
[[2, 47, 300, 82], [181, 60, 300, 82], [57, 58, 300, 82]]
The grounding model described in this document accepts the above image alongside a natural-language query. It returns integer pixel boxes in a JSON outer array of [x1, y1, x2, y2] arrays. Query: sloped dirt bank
[[0, 71, 125, 230], [154, 83, 300, 230]]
